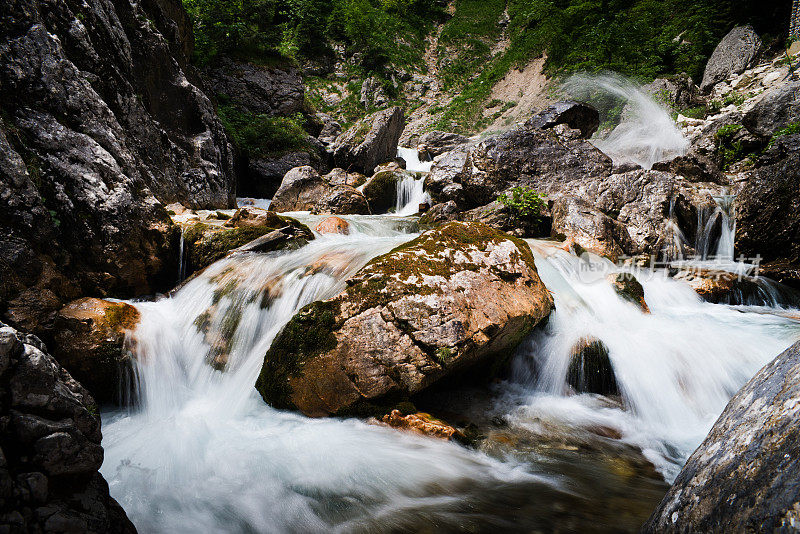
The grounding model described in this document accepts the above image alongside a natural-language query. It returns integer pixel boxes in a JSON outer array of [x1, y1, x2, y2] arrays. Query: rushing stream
[[101, 154, 800, 532]]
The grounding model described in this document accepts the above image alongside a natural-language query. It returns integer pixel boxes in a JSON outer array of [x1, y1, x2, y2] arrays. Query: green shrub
[[499, 187, 547, 220], [217, 104, 311, 158], [714, 124, 744, 171], [768, 123, 800, 147]]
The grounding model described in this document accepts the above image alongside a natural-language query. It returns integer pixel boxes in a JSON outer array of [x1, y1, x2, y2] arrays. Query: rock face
[[332, 107, 405, 174], [203, 57, 304, 116], [742, 80, 800, 138], [736, 134, 800, 265], [256, 222, 553, 417], [0, 321, 135, 532], [700, 25, 762, 91], [52, 298, 139, 403], [0, 0, 235, 332], [241, 151, 327, 200], [643, 340, 800, 532]]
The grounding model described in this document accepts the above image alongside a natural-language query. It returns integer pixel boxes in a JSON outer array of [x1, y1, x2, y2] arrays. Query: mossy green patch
[[256, 301, 339, 408]]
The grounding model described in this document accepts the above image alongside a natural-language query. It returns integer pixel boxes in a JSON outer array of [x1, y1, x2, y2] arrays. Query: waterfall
[[393, 147, 431, 216], [177, 226, 186, 284], [562, 73, 689, 169], [101, 214, 800, 532]]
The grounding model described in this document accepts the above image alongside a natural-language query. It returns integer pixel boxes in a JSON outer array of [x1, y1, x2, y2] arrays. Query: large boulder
[[203, 57, 304, 116], [460, 200, 550, 238], [332, 107, 405, 174], [0, 0, 235, 332], [736, 134, 800, 266], [311, 185, 370, 215], [526, 101, 600, 139], [551, 196, 635, 260], [361, 170, 405, 214], [256, 222, 553, 417], [643, 340, 800, 532], [418, 131, 469, 157], [241, 150, 327, 200], [426, 110, 613, 210], [0, 321, 135, 532], [269, 166, 330, 212], [52, 298, 139, 403], [700, 25, 762, 92], [742, 80, 800, 138]]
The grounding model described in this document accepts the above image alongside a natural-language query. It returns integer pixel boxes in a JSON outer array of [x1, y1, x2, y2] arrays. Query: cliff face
[[0, 0, 236, 333]]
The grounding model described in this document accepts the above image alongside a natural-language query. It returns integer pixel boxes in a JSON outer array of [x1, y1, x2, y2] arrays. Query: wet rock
[[203, 57, 304, 116], [234, 225, 313, 254], [418, 131, 469, 157], [361, 170, 404, 214], [314, 217, 350, 235], [312, 186, 371, 215], [332, 107, 405, 174], [551, 197, 635, 261], [183, 217, 312, 274], [424, 146, 470, 206], [381, 410, 460, 440], [256, 221, 553, 417], [566, 338, 618, 396], [742, 80, 800, 138], [700, 25, 762, 91], [652, 148, 726, 184], [0, 321, 135, 532], [643, 340, 800, 532], [224, 207, 285, 228], [461, 200, 550, 238], [269, 166, 330, 212], [0, 0, 235, 331], [52, 298, 139, 403], [736, 134, 800, 268], [527, 101, 601, 139], [672, 269, 763, 304], [419, 201, 460, 226], [606, 273, 649, 312]]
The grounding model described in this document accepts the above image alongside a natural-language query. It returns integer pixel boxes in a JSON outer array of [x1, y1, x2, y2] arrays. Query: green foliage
[[217, 103, 311, 158], [499, 187, 547, 220], [769, 123, 800, 147], [714, 124, 744, 171], [48, 210, 61, 228]]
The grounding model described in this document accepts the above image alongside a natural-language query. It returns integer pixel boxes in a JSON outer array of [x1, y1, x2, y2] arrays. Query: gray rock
[[203, 57, 304, 116], [269, 166, 330, 212], [527, 101, 600, 139], [643, 340, 800, 532], [311, 185, 371, 215], [244, 151, 326, 199], [644, 74, 700, 109], [551, 196, 635, 260], [742, 80, 800, 138], [359, 77, 388, 108], [0, 0, 235, 331], [0, 322, 135, 532], [332, 107, 405, 174], [701, 25, 762, 91], [316, 113, 342, 145], [419, 201, 460, 226], [418, 131, 469, 157]]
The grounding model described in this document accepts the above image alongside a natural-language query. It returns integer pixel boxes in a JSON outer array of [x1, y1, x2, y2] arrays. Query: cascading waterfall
[[562, 73, 689, 168], [393, 147, 431, 216], [102, 214, 800, 532], [177, 226, 186, 284]]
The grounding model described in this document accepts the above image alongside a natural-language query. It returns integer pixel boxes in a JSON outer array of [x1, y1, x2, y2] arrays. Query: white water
[[102, 215, 800, 531], [393, 147, 431, 216], [563, 73, 689, 169]]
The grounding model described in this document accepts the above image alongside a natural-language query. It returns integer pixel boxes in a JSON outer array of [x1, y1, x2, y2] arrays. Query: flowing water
[[393, 147, 431, 216], [562, 73, 689, 168], [102, 209, 800, 531]]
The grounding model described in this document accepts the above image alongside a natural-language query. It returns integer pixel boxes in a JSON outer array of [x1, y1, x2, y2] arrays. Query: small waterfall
[[393, 147, 431, 216], [177, 226, 186, 284], [562, 73, 689, 168], [712, 193, 736, 262], [397, 146, 433, 173]]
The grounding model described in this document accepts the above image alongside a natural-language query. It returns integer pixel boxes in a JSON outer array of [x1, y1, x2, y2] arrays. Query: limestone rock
[[314, 217, 350, 235], [643, 340, 800, 532], [701, 25, 762, 91], [256, 222, 553, 417], [527, 101, 600, 139], [742, 80, 800, 138], [418, 131, 469, 157], [311, 186, 370, 215], [551, 196, 635, 261], [332, 107, 405, 174], [269, 166, 330, 212], [0, 321, 135, 532]]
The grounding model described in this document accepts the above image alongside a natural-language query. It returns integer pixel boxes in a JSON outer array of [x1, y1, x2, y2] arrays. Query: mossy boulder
[[256, 221, 553, 417], [566, 338, 618, 396], [361, 170, 404, 214], [607, 273, 650, 312], [183, 215, 312, 276], [53, 298, 140, 402]]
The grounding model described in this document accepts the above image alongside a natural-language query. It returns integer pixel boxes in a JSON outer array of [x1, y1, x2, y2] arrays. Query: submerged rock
[[332, 107, 405, 174], [566, 338, 618, 396], [672, 269, 762, 304], [314, 217, 350, 235], [607, 273, 650, 313], [380, 410, 461, 440], [256, 221, 553, 417], [52, 298, 139, 403], [643, 340, 800, 532], [0, 321, 135, 532]]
